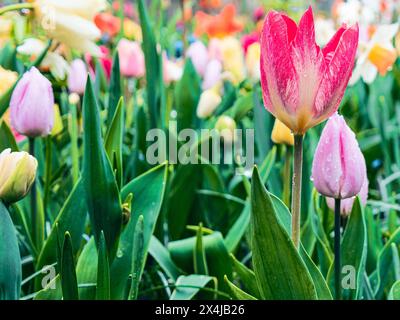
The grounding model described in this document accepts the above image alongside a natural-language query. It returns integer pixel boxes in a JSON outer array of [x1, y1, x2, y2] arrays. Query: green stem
[[0, 3, 34, 15], [28, 137, 37, 247], [291, 134, 303, 249], [43, 136, 52, 216], [283, 145, 292, 207], [334, 198, 342, 300], [69, 102, 79, 185]]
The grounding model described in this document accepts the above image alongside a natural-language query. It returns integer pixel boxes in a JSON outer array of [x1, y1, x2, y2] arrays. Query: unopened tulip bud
[[215, 115, 236, 143], [311, 113, 366, 199], [68, 93, 81, 105], [67, 59, 87, 95], [117, 39, 145, 78], [10, 67, 54, 137], [196, 87, 222, 119], [51, 105, 63, 136], [186, 41, 209, 76], [326, 177, 369, 216], [271, 119, 294, 146], [202, 59, 222, 90], [0, 149, 37, 204], [271, 118, 294, 146]]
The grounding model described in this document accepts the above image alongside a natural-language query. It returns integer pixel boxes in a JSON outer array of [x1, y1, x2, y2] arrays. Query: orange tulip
[[94, 12, 121, 37], [199, 0, 222, 9], [194, 4, 243, 38]]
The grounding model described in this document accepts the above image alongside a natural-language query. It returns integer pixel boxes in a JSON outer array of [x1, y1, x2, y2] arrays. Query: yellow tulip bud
[[51, 104, 63, 136], [0, 149, 37, 203], [196, 87, 222, 119], [271, 119, 294, 146], [215, 115, 236, 143]]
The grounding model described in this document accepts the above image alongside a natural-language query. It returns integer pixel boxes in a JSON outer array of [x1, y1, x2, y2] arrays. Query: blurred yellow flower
[[215, 115, 236, 143], [0, 16, 13, 46], [196, 86, 222, 119], [220, 36, 245, 83], [51, 104, 63, 136], [124, 19, 142, 41], [0, 66, 18, 96], [245, 42, 260, 81], [350, 23, 399, 85], [271, 119, 294, 146], [33, 0, 106, 56]]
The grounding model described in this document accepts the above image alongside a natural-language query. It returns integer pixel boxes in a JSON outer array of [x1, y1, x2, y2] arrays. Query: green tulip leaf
[[82, 76, 122, 262], [0, 202, 21, 300], [250, 166, 317, 300]]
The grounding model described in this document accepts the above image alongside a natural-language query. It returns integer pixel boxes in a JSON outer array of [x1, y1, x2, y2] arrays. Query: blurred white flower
[[350, 23, 399, 85], [17, 38, 70, 81], [34, 0, 106, 56], [315, 17, 336, 47], [335, 0, 378, 25], [163, 53, 183, 84]]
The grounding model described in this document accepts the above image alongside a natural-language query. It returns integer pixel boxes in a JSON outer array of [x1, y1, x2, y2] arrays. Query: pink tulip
[[117, 39, 145, 78], [260, 7, 359, 134], [202, 59, 222, 90], [10, 67, 54, 137], [241, 32, 259, 54], [326, 177, 369, 216], [67, 59, 87, 95], [85, 46, 112, 80], [311, 113, 366, 199], [186, 41, 209, 76]]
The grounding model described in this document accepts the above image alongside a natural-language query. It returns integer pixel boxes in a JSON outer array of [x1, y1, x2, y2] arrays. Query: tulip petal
[[322, 25, 347, 62], [311, 114, 343, 198], [313, 25, 359, 122], [290, 6, 326, 129], [260, 11, 298, 124], [281, 14, 297, 43], [339, 118, 366, 198]]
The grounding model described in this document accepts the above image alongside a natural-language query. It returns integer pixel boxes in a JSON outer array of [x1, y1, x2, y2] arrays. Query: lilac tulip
[[186, 41, 209, 76], [67, 59, 87, 95], [10, 67, 54, 137], [311, 113, 366, 199], [202, 59, 222, 90]]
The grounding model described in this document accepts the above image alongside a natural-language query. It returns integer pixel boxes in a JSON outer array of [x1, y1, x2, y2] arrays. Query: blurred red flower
[[94, 12, 121, 37]]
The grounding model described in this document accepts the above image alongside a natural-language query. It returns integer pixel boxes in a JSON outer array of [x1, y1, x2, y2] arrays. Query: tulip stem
[[334, 198, 342, 300], [0, 3, 34, 15], [283, 146, 292, 207], [29, 137, 37, 248], [291, 134, 303, 249]]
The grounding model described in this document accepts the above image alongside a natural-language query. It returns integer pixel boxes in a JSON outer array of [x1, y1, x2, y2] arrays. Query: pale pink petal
[[338, 115, 366, 198], [311, 113, 343, 198]]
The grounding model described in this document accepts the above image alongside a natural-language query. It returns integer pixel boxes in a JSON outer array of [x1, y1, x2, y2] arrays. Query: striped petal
[[260, 10, 298, 128], [313, 24, 359, 123]]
